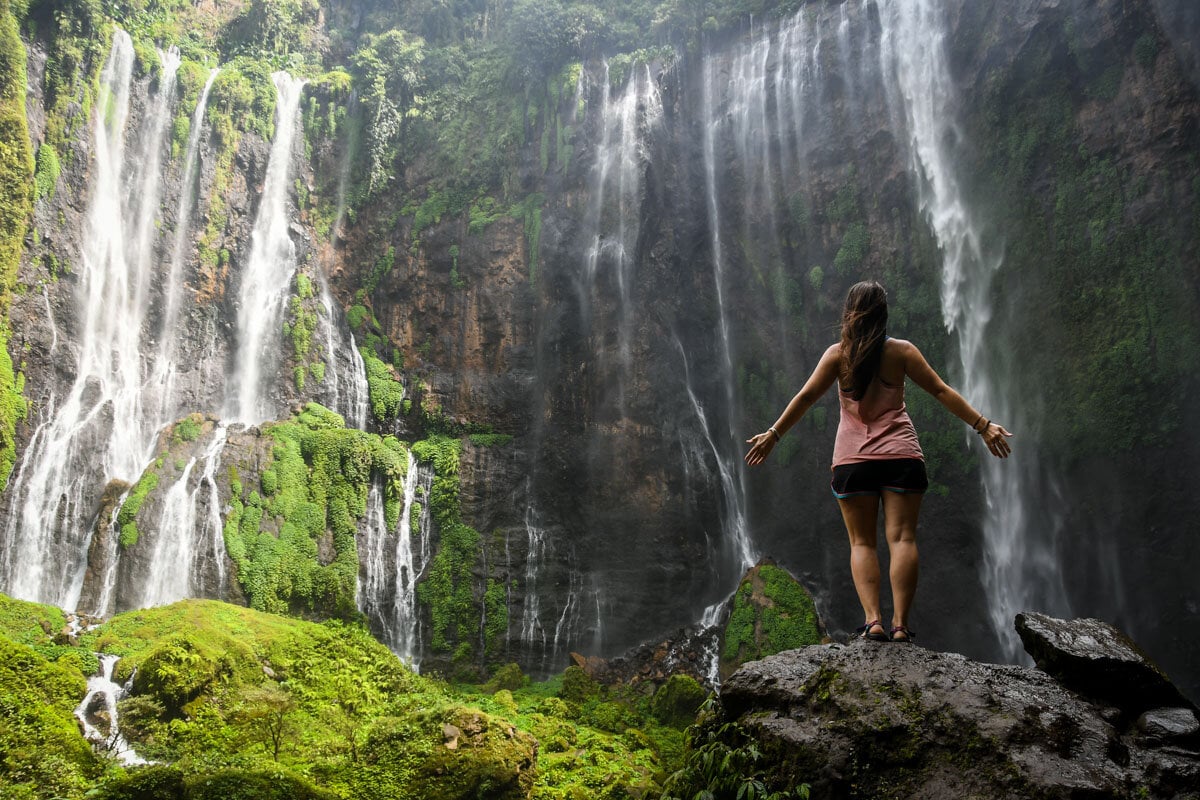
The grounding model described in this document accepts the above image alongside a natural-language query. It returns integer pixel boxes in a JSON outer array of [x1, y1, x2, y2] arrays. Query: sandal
[[889, 625, 916, 643], [856, 619, 889, 642]]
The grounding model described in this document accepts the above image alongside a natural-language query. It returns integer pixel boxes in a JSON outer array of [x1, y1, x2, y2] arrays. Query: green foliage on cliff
[[0, 0, 32, 494], [222, 404, 407, 618], [361, 347, 405, 424], [117, 468, 160, 549], [411, 435, 500, 672]]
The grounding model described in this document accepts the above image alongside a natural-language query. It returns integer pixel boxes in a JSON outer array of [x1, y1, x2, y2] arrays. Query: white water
[[357, 452, 432, 665], [0, 32, 177, 608], [74, 654, 146, 766], [139, 458, 198, 607], [319, 282, 370, 429], [519, 484, 548, 650], [227, 72, 307, 424], [134, 425, 229, 609], [579, 64, 663, 413], [152, 67, 219, 425], [878, 0, 1069, 658]]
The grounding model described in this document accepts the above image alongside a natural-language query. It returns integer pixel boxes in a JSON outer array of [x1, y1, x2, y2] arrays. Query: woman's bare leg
[[881, 491, 923, 637], [837, 494, 884, 635]]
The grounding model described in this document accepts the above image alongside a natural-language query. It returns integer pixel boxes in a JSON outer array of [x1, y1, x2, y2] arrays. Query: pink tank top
[[831, 376, 924, 467]]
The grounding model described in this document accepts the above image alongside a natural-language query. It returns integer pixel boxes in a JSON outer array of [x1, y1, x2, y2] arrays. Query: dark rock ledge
[[717, 614, 1199, 800]]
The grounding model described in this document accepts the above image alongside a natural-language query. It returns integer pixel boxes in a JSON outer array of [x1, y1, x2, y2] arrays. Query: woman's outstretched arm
[[744, 344, 841, 466], [899, 339, 1013, 459]]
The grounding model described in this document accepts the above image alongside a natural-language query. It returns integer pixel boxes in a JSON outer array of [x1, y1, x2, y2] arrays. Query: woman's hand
[[982, 422, 1013, 458], [744, 432, 778, 467]]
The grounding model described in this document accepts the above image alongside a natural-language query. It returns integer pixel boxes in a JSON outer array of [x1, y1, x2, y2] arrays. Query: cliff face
[[0, 0, 1197, 693]]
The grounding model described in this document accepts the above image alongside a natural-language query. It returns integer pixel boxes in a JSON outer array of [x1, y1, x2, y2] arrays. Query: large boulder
[[1016, 611, 1195, 714], [716, 618, 1200, 799]]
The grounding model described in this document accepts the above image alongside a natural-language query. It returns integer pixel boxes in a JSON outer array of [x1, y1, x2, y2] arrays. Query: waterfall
[[137, 458, 198, 608], [0, 32, 181, 608], [152, 67, 219, 426], [227, 72, 307, 424], [74, 654, 146, 766], [578, 63, 663, 413], [357, 452, 431, 665], [878, 0, 1070, 658], [41, 286, 58, 355], [519, 484, 548, 652], [131, 425, 229, 610], [319, 281, 369, 429]]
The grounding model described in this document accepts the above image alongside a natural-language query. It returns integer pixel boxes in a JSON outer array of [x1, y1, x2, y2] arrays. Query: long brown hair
[[839, 281, 888, 400]]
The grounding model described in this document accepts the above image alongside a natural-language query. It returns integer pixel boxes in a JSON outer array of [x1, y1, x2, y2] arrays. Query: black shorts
[[830, 458, 928, 499]]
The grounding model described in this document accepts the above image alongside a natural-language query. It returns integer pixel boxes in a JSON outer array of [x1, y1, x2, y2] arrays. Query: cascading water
[[578, 63, 663, 413], [877, 0, 1070, 658], [319, 281, 369, 430], [131, 425, 229, 610], [519, 484, 548, 651], [151, 67, 219, 425], [357, 452, 432, 665], [0, 33, 180, 608], [74, 654, 146, 766], [227, 72, 307, 425]]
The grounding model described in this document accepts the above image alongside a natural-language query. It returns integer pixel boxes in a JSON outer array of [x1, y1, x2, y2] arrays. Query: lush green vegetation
[[0, 0, 31, 494], [411, 435, 500, 675], [662, 706, 810, 800], [0, 595, 712, 800]]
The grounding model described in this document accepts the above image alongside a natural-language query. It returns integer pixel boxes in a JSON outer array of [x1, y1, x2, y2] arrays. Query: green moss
[[118, 468, 162, 549], [361, 348, 404, 424], [0, 633, 102, 798], [721, 564, 820, 675], [509, 193, 544, 283], [651, 674, 708, 730], [33, 143, 60, 201], [411, 436, 491, 666], [0, 0, 33, 494], [173, 415, 202, 443]]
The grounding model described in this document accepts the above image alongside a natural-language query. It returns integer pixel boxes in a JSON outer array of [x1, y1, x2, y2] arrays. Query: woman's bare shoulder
[[885, 337, 920, 357]]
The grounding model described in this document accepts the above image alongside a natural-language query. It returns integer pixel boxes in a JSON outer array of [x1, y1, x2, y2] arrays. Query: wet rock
[[570, 625, 720, 689], [717, 617, 1200, 800], [1016, 612, 1195, 714], [1137, 708, 1200, 742]]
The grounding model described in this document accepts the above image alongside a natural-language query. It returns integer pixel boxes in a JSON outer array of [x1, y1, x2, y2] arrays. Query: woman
[[744, 281, 1012, 643]]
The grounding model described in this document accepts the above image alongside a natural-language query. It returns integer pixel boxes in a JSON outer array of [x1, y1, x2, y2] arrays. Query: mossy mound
[[720, 562, 822, 679], [0, 632, 103, 799]]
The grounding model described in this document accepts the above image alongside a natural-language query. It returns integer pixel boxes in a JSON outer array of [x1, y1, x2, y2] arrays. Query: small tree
[[235, 682, 297, 762]]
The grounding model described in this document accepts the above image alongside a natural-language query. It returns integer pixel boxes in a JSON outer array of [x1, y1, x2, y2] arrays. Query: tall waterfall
[[578, 64, 663, 414], [0, 32, 179, 608], [152, 67, 219, 426], [357, 452, 432, 665], [227, 72, 307, 424], [878, 0, 1069, 658]]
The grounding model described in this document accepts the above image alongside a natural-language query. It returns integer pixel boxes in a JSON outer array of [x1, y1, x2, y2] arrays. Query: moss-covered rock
[[0, 632, 102, 799], [720, 562, 822, 679], [651, 674, 708, 730]]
